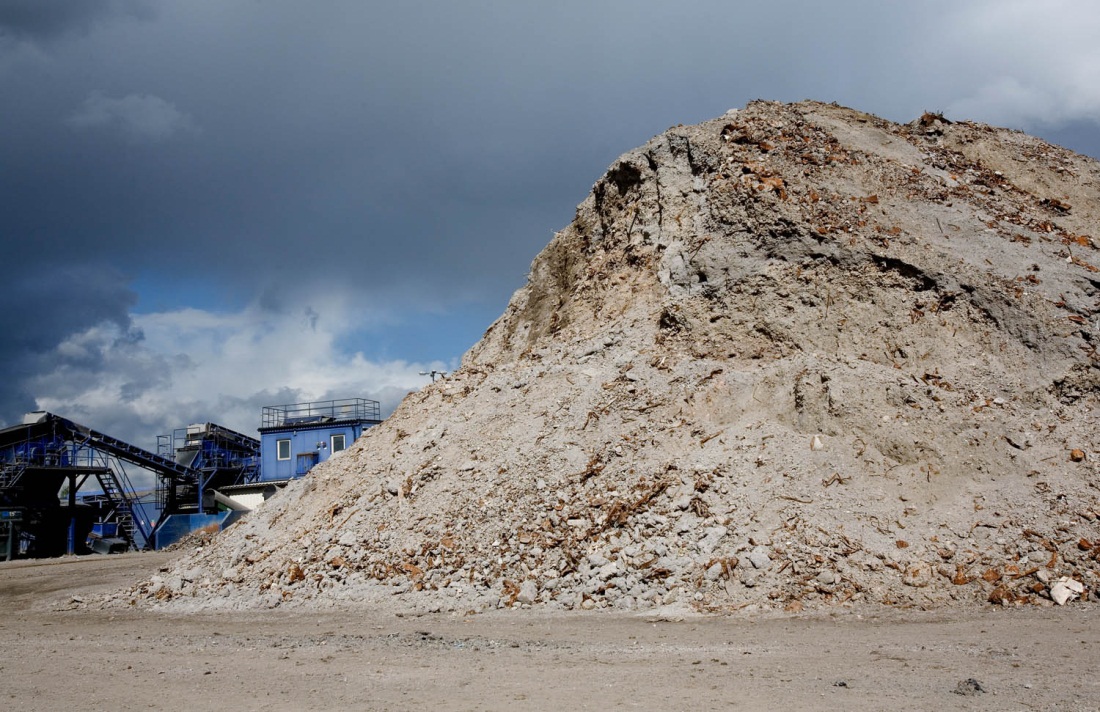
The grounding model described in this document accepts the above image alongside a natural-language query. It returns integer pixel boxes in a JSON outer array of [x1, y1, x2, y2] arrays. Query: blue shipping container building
[[258, 398, 382, 481]]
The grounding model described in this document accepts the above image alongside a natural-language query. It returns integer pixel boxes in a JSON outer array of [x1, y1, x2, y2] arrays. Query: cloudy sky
[[2, 0, 1099, 449]]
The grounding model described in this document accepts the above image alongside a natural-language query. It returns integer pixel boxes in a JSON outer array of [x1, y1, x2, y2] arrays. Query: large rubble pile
[[118, 101, 1100, 613]]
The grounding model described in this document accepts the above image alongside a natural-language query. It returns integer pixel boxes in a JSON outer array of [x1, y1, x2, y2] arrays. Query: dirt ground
[[1, 553, 1097, 710]]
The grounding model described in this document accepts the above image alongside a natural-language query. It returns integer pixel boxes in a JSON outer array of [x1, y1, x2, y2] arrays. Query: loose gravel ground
[[3, 552, 1100, 711]]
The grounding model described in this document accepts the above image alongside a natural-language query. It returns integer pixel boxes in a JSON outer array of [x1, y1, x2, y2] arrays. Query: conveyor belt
[[1, 413, 197, 481]]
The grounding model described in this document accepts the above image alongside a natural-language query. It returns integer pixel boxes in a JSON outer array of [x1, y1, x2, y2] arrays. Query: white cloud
[[67, 91, 199, 142], [28, 300, 446, 453], [942, 0, 1100, 127]]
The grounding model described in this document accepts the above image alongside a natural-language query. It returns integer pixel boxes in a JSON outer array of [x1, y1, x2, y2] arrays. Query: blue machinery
[[157, 422, 261, 513], [0, 398, 381, 560]]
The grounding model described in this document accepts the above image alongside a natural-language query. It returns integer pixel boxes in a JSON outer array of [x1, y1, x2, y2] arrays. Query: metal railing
[[261, 398, 380, 428]]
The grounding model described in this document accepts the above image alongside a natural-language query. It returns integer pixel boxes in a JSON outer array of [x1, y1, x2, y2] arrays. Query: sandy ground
[[1, 553, 1097, 710]]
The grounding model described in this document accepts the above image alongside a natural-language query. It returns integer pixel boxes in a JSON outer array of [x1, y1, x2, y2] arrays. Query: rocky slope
[[120, 101, 1100, 613]]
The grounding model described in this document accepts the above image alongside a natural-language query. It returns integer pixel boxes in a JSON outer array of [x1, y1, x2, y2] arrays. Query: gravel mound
[[113, 101, 1100, 614]]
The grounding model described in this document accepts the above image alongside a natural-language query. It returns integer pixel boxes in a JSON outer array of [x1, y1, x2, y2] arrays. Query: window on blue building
[[277, 439, 291, 460], [331, 434, 346, 452]]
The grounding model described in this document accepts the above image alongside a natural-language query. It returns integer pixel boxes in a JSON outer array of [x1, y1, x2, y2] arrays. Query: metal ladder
[[94, 471, 136, 544], [0, 458, 29, 489]]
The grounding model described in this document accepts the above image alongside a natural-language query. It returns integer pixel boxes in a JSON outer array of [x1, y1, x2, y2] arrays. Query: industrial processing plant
[[0, 398, 381, 560]]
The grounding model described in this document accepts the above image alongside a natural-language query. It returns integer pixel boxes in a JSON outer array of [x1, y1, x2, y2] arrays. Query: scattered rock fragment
[[1050, 577, 1085, 606], [516, 580, 539, 605], [953, 678, 986, 696]]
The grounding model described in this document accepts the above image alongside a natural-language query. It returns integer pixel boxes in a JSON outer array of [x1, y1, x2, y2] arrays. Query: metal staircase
[[93, 470, 142, 544], [0, 459, 27, 490]]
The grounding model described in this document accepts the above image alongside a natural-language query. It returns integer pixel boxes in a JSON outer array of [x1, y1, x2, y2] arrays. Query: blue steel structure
[[148, 422, 260, 550], [156, 423, 260, 512]]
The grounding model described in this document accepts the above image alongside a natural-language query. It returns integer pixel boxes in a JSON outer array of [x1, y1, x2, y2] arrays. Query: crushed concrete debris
[[953, 678, 986, 696], [106, 100, 1099, 614]]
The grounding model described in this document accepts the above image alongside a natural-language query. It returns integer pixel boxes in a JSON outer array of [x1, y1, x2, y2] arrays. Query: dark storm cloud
[[0, 0, 155, 41]]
